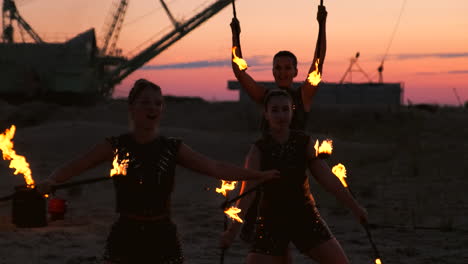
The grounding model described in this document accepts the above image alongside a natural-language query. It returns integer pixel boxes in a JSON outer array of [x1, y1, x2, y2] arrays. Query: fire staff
[[220, 90, 368, 264], [36, 79, 279, 264]]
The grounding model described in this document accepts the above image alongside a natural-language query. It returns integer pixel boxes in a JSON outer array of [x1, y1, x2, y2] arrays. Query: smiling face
[[264, 93, 293, 130], [128, 87, 164, 130], [272, 54, 298, 89]]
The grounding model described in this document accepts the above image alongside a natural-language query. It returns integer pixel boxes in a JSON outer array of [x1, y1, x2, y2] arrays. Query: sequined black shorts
[[103, 216, 184, 263], [250, 203, 333, 256]]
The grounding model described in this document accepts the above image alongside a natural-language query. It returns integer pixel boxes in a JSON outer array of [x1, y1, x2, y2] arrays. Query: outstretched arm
[[230, 17, 266, 104], [301, 5, 328, 111], [306, 139, 368, 223], [177, 143, 278, 182], [220, 145, 262, 248], [37, 140, 114, 193]]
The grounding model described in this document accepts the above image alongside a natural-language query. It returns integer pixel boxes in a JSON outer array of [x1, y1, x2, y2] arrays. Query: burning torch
[[314, 139, 333, 159], [230, 0, 248, 72], [307, 0, 326, 86], [215, 180, 243, 264], [332, 163, 383, 264]]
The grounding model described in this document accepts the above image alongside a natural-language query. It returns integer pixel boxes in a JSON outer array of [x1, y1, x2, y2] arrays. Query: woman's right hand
[[220, 228, 237, 249], [259, 169, 281, 182], [230, 17, 241, 35], [352, 204, 369, 225], [35, 179, 56, 195], [317, 5, 327, 24]]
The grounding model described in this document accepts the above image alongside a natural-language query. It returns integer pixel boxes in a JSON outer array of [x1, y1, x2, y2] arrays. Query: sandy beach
[[0, 98, 467, 264]]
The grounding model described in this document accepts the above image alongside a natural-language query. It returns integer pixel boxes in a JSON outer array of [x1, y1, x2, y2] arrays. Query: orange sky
[[17, 0, 468, 105]]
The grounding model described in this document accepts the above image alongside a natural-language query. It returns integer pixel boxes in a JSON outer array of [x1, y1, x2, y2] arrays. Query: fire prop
[[215, 179, 241, 264], [314, 139, 333, 159], [224, 206, 243, 223], [0, 125, 35, 188], [110, 152, 129, 177], [215, 180, 243, 223], [232, 46, 248, 71], [307, 58, 322, 86], [216, 180, 237, 197], [331, 163, 383, 264], [331, 163, 347, 187]]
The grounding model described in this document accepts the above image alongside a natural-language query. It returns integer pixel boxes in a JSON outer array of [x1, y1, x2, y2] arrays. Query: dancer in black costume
[[231, 5, 328, 243], [37, 79, 279, 264], [221, 90, 368, 263]]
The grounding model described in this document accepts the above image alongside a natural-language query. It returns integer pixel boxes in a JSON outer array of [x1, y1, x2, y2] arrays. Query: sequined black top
[[107, 134, 182, 217], [260, 87, 308, 132], [255, 130, 315, 219]]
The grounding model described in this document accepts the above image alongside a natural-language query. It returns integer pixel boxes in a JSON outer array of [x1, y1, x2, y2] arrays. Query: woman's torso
[[107, 134, 181, 217]]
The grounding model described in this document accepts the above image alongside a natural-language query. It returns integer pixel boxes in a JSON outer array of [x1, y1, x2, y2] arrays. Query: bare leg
[[304, 238, 350, 264]]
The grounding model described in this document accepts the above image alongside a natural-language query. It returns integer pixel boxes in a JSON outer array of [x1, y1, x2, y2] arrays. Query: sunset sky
[[17, 0, 468, 105]]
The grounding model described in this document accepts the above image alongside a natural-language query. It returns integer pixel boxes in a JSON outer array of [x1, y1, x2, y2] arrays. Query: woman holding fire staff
[[37, 79, 280, 264], [230, 2, 329, 250], [220, 90, 368, 263], [230, 4, 327, 132]]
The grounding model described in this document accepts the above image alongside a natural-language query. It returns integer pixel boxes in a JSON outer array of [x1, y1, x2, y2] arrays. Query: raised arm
[[230, 17, 267, 104], [37, 140, 114, 193], [306, 139, 368, 223], [176, 143, 278, 182], [301, 5, 328, 110], [220, 145, 262, 248]]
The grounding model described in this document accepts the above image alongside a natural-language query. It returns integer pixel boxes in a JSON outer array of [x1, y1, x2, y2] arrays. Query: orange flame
[[375, 258, 382, 264], [224, 206, 243, 223], [0, 125, 34, 188], [232, 46, 248, 71], [216, 180, 237, 197], [110, 153, 129, 177], [332, 163, 348, 188], [307, 59, 321, 86], [314, 139, 333, 157]]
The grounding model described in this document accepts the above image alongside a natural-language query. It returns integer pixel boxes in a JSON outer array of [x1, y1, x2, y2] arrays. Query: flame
[[216, 180, 237, 197], [332, 163, 348, 188], [224, 206, 243, 223], [375, 258, 382, 264], [307, 59, 321, 86], [110, 153, 129, 177], [0, 125, 34, 188], [314, 139, 333, 157], [232, 46, 248, 71]]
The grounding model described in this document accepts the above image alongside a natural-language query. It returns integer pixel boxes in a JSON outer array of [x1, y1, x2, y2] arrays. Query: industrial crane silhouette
[[2, 0, 43, 43], [100, 0, 128, 56], [0, 0, 236, 100], [101, 0, 236, 95]]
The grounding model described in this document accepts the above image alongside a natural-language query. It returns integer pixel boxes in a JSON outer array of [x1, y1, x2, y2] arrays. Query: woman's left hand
[[352, 205, 369, 225]]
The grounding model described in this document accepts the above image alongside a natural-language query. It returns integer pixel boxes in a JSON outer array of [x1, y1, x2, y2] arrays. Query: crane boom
[[100, 0, 128, 55], [101, 0, 233, 94]]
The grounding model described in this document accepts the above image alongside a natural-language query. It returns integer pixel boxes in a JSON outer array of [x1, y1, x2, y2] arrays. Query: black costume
[[242, 86, 310, 242], [247, 130, 332, 255], [104, 134, 184, 264]]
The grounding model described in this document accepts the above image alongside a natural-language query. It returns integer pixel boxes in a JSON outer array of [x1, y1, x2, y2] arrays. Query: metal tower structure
[[100, 0, 128, 56], [2, 0, 43, 43], [339, 52, 372, 84]]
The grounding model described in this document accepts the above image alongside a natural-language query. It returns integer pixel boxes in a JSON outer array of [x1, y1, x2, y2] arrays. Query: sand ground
[[0, 98, 467, 264]]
